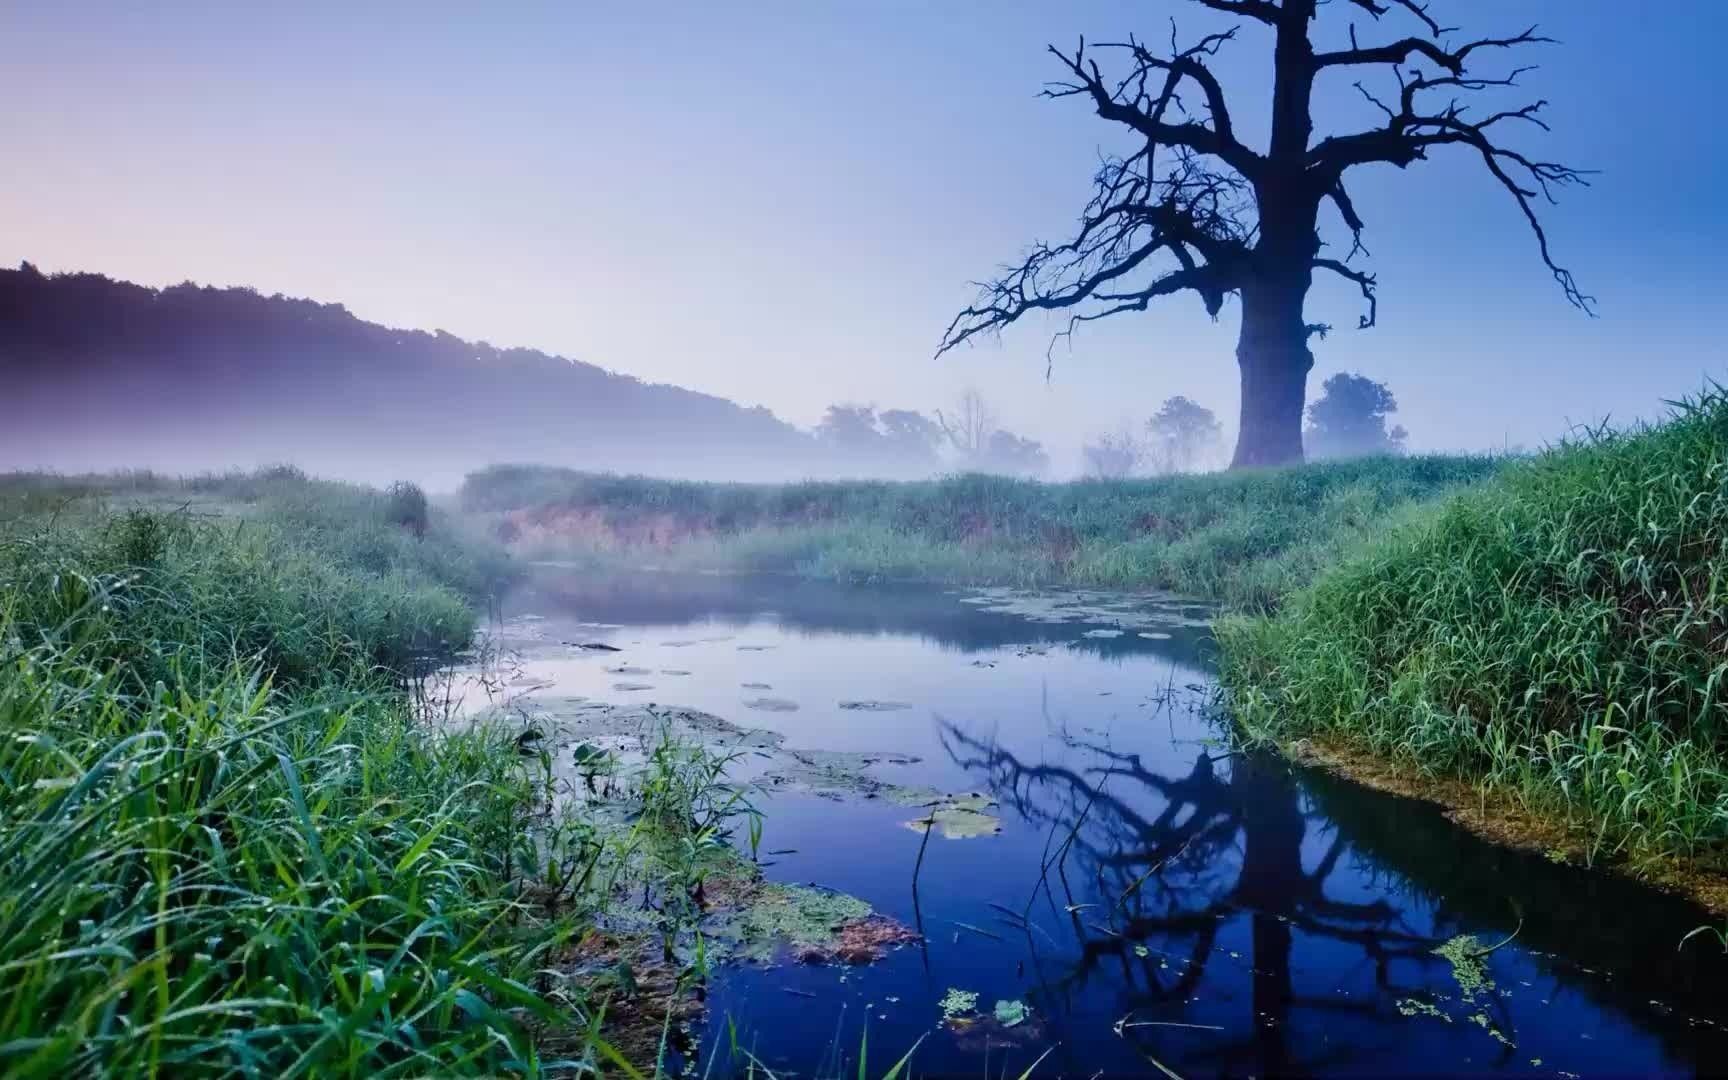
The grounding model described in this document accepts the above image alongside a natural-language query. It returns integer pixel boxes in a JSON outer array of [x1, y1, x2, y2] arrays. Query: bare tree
[[935, 387, 1000, 464], [1082, 425, 1149, 478], [937, 0, 1589, 468]]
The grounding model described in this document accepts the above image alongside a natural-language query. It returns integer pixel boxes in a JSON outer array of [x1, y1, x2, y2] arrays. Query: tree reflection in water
[[937, 703, 1503, 1077]]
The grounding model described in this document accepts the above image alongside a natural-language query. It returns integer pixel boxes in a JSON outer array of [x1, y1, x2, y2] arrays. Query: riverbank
[[460, 456, 1500, 611], [1219, 390, 1728, 913], [0, 469, 920, 1075]]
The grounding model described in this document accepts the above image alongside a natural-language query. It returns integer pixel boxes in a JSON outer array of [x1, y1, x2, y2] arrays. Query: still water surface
[[499, 570, 1728, 1078]]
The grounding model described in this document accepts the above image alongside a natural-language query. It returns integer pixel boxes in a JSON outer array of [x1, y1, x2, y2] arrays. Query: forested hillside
[[0, 264, 811, 486]]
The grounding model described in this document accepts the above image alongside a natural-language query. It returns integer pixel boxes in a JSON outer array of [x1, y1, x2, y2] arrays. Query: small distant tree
[[983, 430, 1050, 477], [1304, 373, 1407, 459], [815, 404, 887, 454], [936, 388, 1000, 464], [877, 408, 945, 471], [1082, 426, 1149, 478], [816, 404, 944, 475], [1147, 395, 1223, 473]]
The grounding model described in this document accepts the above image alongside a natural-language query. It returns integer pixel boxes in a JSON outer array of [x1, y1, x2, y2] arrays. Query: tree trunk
[[1230, 280, 1313, 469]]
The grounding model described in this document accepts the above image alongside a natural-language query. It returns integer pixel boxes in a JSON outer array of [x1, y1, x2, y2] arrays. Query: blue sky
[[3, 1, 1724, 467]]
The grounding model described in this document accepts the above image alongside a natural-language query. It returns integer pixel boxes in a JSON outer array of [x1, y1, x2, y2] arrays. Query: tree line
[[1077, 373, 1406, 479]]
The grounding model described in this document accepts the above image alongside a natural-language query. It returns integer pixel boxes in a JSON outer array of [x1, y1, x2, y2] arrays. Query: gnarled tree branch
[[1308, 24, 1592, 311]]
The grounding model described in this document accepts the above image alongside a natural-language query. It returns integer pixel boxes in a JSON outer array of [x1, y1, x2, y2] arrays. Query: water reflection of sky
[[505, 570, 1728, 1078]]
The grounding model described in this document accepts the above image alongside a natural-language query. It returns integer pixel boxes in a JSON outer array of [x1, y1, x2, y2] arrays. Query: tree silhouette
[[1146, 395, 1223, 473], [983, 430, 1051, 477], [1305, 371, 1407, 458], [814, 404, 945, 476], [937, 0, 1589, 468], [935, 388, 1000, 463], [1082, 426, 1149, 478], [876, 408, 945, 471], [936, 718, 1447, 1076]]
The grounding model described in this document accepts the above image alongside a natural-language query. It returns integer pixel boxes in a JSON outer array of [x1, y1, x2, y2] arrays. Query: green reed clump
[[1220, 388, 1728, 868], [0, 499, 568, 1078], [0, 626, 562, 1077], [0, 490, 746, 1075], [464, 455, 1498, 608], [2, 467, 519, 606]]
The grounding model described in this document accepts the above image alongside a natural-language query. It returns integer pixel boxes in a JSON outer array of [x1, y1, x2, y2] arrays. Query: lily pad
[[743, 697, 800, 712], [612, 682, 655, 692], [904, 793, 1001, 839], [659, 669, 692, 676], [1082, 629, 1124, 639], [838, 700, 913, 712], [605, 666, 654, 675], [741, 682, 773, 690]]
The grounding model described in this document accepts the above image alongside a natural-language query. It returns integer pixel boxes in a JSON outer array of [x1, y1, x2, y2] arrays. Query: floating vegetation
[[903, 793, 1002, 839], [741, 682, 774, 689], [1397, 998, 1451, 1021], [1434, 934, 1492, 1001], [1391, 936, 1517, 1048], [958, 589, 1210, 631], [742, 696, 801, 712], [993, 999, 1030, 1027], [605, 665, 655, 675], [940, 989, 980, 1022], [839, 699, 913, 712], [612, 681, 655, 691]]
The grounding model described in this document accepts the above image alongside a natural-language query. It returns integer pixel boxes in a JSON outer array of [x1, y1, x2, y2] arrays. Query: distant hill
[[0, 263, 814, 487]]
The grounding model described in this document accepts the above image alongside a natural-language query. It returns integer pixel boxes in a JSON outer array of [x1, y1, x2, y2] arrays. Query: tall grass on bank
[[0, 495, 570, 1074], [1220, 390, 1728, 870], [0, 620, 561, 1076], [464, 456, 1500, 609], [4, 465, 517, 606]]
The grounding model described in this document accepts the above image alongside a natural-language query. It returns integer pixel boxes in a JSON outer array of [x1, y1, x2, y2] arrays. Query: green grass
[[0, 469, 784, 1076], [1219, 390, 1728, 872], [463, 456, 1501, 609]]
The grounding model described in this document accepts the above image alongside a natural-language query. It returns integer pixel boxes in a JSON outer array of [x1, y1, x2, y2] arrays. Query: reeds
[[1220, 389, 1728, 869], [461, 456, 1499, 609]]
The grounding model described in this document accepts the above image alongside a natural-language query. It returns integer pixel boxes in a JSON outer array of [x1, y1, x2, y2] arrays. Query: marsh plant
[[0, 471, 754, 1076], [1222, 389, 1728, 873], [461, 456, 1501, 610]]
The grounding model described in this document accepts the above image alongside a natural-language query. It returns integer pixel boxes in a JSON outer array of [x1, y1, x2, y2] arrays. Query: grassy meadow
[[462, 455, 1502, 610], [1220, 391, 1728, 883]]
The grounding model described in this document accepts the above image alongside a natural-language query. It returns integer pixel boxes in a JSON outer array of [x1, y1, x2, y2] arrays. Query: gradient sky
[[4, 1, 1725, 468]]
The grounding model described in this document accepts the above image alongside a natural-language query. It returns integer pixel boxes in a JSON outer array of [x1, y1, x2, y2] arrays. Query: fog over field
[[3, 2, 1724, 483]]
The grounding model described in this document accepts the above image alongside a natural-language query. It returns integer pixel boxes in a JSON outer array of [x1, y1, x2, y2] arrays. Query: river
[[482, 568, 1728, 1078]]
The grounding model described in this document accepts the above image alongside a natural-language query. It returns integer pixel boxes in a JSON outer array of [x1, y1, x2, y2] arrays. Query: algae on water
[[1434, 934, 1492, 1001], [940, 988, 979, 1021]]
